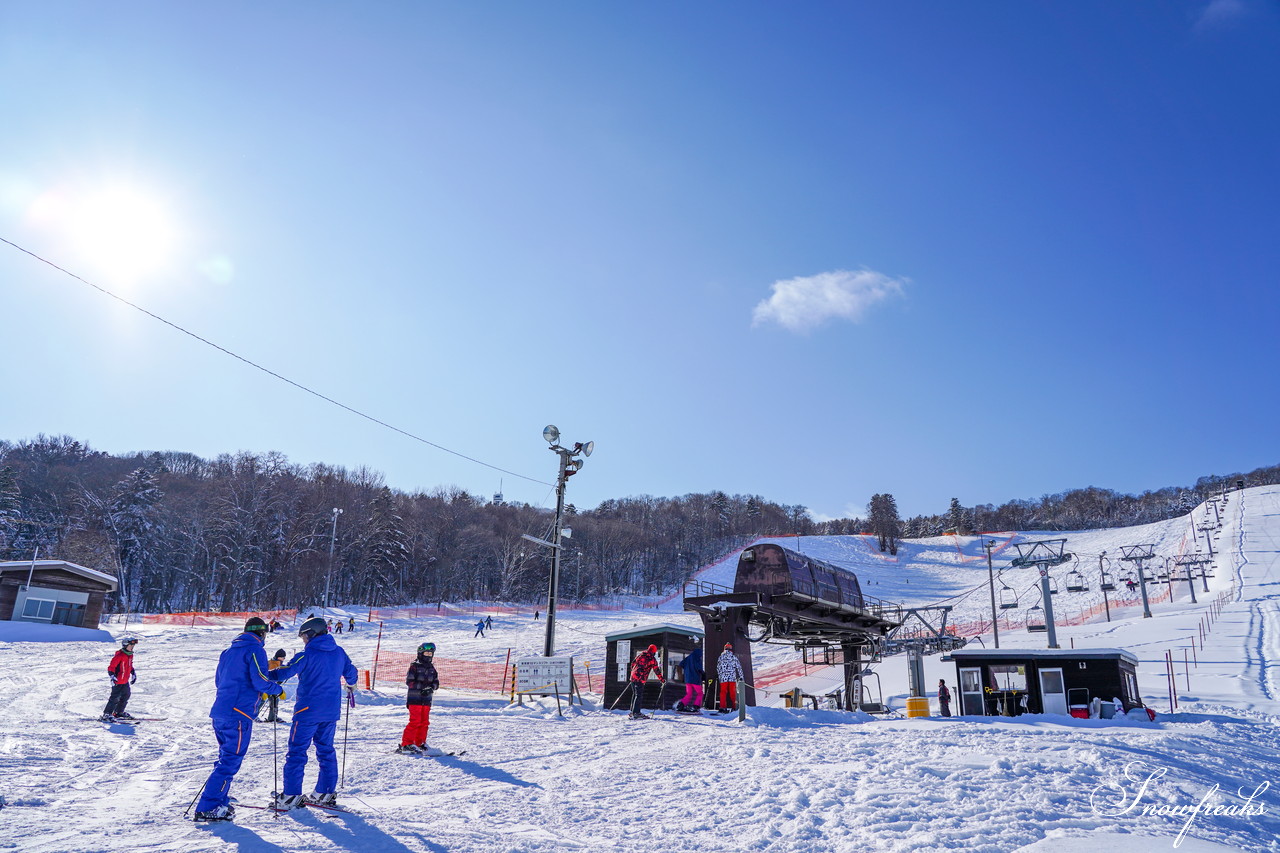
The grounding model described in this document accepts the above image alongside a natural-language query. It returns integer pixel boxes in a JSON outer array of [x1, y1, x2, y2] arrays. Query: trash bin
[[906, 696, 930, 718], [1099, 702, 1116, 720]]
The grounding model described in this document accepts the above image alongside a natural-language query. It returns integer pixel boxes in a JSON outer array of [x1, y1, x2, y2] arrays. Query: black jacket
[[406, 658, 439, 706]]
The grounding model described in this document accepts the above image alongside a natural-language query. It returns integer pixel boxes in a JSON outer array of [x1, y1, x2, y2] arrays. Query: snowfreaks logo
[[1090, 763, 1269, 848]]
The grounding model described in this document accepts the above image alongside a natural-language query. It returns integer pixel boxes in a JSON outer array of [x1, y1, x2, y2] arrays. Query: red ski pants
[[719, 681, 737, 711], [401, 704, 431, 747]]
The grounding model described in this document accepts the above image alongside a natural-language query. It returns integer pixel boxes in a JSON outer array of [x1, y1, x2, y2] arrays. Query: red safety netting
[[370, 653, 510, 693]]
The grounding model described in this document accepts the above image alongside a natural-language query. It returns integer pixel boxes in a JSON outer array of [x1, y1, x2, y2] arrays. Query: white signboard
[[616, 640, 630, 681], [516, 656, 575, 694]]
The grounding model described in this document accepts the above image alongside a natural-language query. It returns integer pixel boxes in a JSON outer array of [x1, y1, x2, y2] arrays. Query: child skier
[[101, 637, 139, 721], [716, 643, 744, 713], [397, 642, 440, 754]]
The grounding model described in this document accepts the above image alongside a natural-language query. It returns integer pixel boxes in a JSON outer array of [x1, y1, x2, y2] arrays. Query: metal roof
[[604, 622, 704, 642], [948, 647, 1139, 667], [0, 560, 119, 591]]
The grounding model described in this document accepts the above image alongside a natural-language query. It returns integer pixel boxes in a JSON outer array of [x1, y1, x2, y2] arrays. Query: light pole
[[984, 539, 1000, 649], [323, 507, 343, 611], [539, 425, 594, 658]]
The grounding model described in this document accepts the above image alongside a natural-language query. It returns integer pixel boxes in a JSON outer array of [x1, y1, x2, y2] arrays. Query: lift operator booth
[[604, 623, 704, 712], [947, 647, 1145, 718]]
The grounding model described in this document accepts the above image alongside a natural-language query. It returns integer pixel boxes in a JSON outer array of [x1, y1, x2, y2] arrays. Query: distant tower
[[492, 479, 504, 506]]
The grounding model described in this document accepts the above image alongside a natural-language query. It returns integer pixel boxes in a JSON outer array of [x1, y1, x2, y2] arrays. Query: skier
[[937, 679, 952, 717], [627, 644, 665, 720], [194, 617, 283, 822], [348, 617, 356, 632], [270, 616, 358, 810], [716, 643, 744, 713], [397, 642, 440, 754], [261, 649, 288, 723], [473, 619, 485, 638], [484, 614, 493, 630], [102, 637, 139, 721], [334, 620, 343, 634], [677, 638, 704, 712]]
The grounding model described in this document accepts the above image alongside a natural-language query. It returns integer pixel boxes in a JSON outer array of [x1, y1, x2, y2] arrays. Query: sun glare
[[64, 185, 179, 282]]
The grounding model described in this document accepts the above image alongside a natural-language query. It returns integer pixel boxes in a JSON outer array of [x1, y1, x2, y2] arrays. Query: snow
[[3, 487, 1280, 851]]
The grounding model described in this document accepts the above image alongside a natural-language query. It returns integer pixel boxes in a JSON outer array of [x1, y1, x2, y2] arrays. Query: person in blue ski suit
[[270, 616, 358, 809], [194, 617, 283, 821]]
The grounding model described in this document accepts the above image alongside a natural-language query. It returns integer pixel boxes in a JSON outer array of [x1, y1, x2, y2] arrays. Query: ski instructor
[[270, 616, 358, 810], [194, 617, 283, 822]]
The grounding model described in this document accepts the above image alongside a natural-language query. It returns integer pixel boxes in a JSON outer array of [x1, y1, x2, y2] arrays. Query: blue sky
[[1, 1, 1277, 520]]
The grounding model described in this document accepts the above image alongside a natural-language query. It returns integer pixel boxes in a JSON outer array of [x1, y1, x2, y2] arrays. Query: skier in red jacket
[[102, 637, 139, 721], [627, 644, 665, 720]]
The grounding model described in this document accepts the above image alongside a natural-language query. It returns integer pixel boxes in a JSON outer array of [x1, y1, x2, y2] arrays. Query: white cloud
[[1195, 0, 1247, 30], [751, 268, 907, 334]]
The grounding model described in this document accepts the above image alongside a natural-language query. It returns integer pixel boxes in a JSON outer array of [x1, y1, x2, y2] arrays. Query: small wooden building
[[603, 623, 704, 711], [0, 560, 118, 628], [948, 648, 1143, 717]]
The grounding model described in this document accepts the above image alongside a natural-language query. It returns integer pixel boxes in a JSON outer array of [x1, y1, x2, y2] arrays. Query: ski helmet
[[418, 642, 436, 656], [245, 616, 269, 636], [120, 637, 139, 648], [274, 648, 287, 660], [298, 616, 329, 640]]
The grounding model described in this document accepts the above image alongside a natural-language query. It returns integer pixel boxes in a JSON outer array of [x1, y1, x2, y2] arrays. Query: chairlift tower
[[1196, 520, 1217, 562], [984, 539, 1001, 649], [1119, 544, 1157, 619], [1009, 538, 1071, 649], [1174, 554, 1213, 600]]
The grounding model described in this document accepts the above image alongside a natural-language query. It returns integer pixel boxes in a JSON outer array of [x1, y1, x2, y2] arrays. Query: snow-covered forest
[[1, 434, 1277, 614]]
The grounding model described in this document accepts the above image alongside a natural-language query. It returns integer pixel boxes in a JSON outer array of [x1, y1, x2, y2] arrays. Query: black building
[[603, 623, 704, 711], [947, 648, 1144, 718]]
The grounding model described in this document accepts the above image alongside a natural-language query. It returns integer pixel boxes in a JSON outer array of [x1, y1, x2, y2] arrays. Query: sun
[[64, 184, 179, 282]]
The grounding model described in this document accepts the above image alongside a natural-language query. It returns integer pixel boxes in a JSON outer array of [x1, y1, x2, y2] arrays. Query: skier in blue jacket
[[271, 616, 358, 809], [194, 617, 283, 822]]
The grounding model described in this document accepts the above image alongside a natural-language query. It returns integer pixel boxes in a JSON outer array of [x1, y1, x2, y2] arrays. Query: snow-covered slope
[[2, 488, 1279, 852]]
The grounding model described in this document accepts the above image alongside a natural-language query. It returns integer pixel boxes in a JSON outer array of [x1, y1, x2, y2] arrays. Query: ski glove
[[130, 672, 137, 684]]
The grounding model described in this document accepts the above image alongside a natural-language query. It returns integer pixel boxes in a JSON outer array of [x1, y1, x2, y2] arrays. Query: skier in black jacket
[[397, 642, 440, 754]]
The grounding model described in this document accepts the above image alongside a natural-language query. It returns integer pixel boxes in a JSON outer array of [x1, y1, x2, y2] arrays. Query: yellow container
[[906, 695, 930, 718]]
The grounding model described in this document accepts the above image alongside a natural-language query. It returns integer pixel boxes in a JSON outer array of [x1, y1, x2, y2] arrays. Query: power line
[[1, 236, 553, 488]]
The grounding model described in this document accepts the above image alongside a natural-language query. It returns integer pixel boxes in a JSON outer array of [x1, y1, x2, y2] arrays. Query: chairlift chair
[[1046, 575, 1060, 595], [1099, 571, 1116, 592], [1026, 604, 1047, 633], [1065, 569, 1088, 593], [999, 584, 1019, 610]]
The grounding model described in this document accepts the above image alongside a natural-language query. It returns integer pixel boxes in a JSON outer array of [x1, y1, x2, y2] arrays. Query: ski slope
[[2, 487, 1280, 852]]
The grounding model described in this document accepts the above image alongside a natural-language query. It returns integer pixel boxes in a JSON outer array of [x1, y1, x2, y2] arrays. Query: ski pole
[[608, 682, 634, 712], [272, 706, 279, 804], [183, 783, 202, 819], [340, 686, 353, 789]]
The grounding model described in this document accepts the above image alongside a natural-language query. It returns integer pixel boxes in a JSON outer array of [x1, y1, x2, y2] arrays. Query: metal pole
[[1184, 562, 1198, 604], [1039, 566, 1059, 649], [1137, 558, 1153, 618], [323, 508, 341, 611], [1100, 554, 1111, 622], [985, 540, 1000, 649], [543, 453, 568, 658]]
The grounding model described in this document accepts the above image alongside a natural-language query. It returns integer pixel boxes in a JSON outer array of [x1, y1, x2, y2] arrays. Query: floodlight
[[581, 440, 594, 457], [543, 425, 560, 444]]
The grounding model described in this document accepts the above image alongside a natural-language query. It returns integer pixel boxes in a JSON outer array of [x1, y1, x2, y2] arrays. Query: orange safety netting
[[140, 608, 297, 626], [368, 652, 601, 695], [366, 601, 622, 622]]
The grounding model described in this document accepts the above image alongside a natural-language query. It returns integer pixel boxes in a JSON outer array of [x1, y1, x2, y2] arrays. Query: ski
[[393, 747, 466, 757]]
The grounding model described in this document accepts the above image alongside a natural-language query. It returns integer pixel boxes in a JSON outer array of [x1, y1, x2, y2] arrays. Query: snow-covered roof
[[948, 647, 1139, 666], [604, 622, 704, 642], [0, 560, 119, 590]]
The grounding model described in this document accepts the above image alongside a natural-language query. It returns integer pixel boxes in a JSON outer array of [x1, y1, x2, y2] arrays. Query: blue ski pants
[[196, 717, 253, 812], [283, 720, 338, 795]]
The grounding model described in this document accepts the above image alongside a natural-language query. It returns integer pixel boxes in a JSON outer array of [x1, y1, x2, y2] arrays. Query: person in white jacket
[[715, 643, 744, 713]]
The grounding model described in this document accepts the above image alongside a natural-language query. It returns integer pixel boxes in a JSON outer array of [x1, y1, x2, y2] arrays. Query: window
[[53, 602, 87, 627], [989, 664, 1027, 691], [22, 598, 56, 620]]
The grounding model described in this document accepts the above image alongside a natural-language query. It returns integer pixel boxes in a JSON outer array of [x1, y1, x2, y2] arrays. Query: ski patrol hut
[[0, 560, 118, 628], [948, 647, 1143, 718], [603, 623, 704, 711]]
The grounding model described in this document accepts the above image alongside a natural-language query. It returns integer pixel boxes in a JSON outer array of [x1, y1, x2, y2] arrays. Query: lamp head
[[543, 425, 560, 445]]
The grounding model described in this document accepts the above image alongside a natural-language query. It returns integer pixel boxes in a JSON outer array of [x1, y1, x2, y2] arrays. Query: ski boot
[[273, 792, 305, 811], [114, 711, 136, 720], [194, 804, 235, 822], [305, 792, 338, 808]]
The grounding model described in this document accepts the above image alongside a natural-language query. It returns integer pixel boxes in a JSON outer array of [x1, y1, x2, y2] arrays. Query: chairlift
[[999, 584, 1019, 610], [1046, 575, 1060, 595], [1065, 569, 1088, 593], [1157, 570, 1171, 584], [1100, 571, 1116, 592], [1026, 604, 1047, 633]]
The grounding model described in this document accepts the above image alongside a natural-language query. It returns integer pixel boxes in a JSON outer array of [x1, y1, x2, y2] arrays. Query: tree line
[[1, 435, 1276, 613]]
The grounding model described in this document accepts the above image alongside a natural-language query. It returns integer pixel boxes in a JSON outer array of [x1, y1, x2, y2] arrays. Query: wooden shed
[[603, 623, 704, 711], [0, 560, 118, 628], [948, 647, 1143, 718]]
